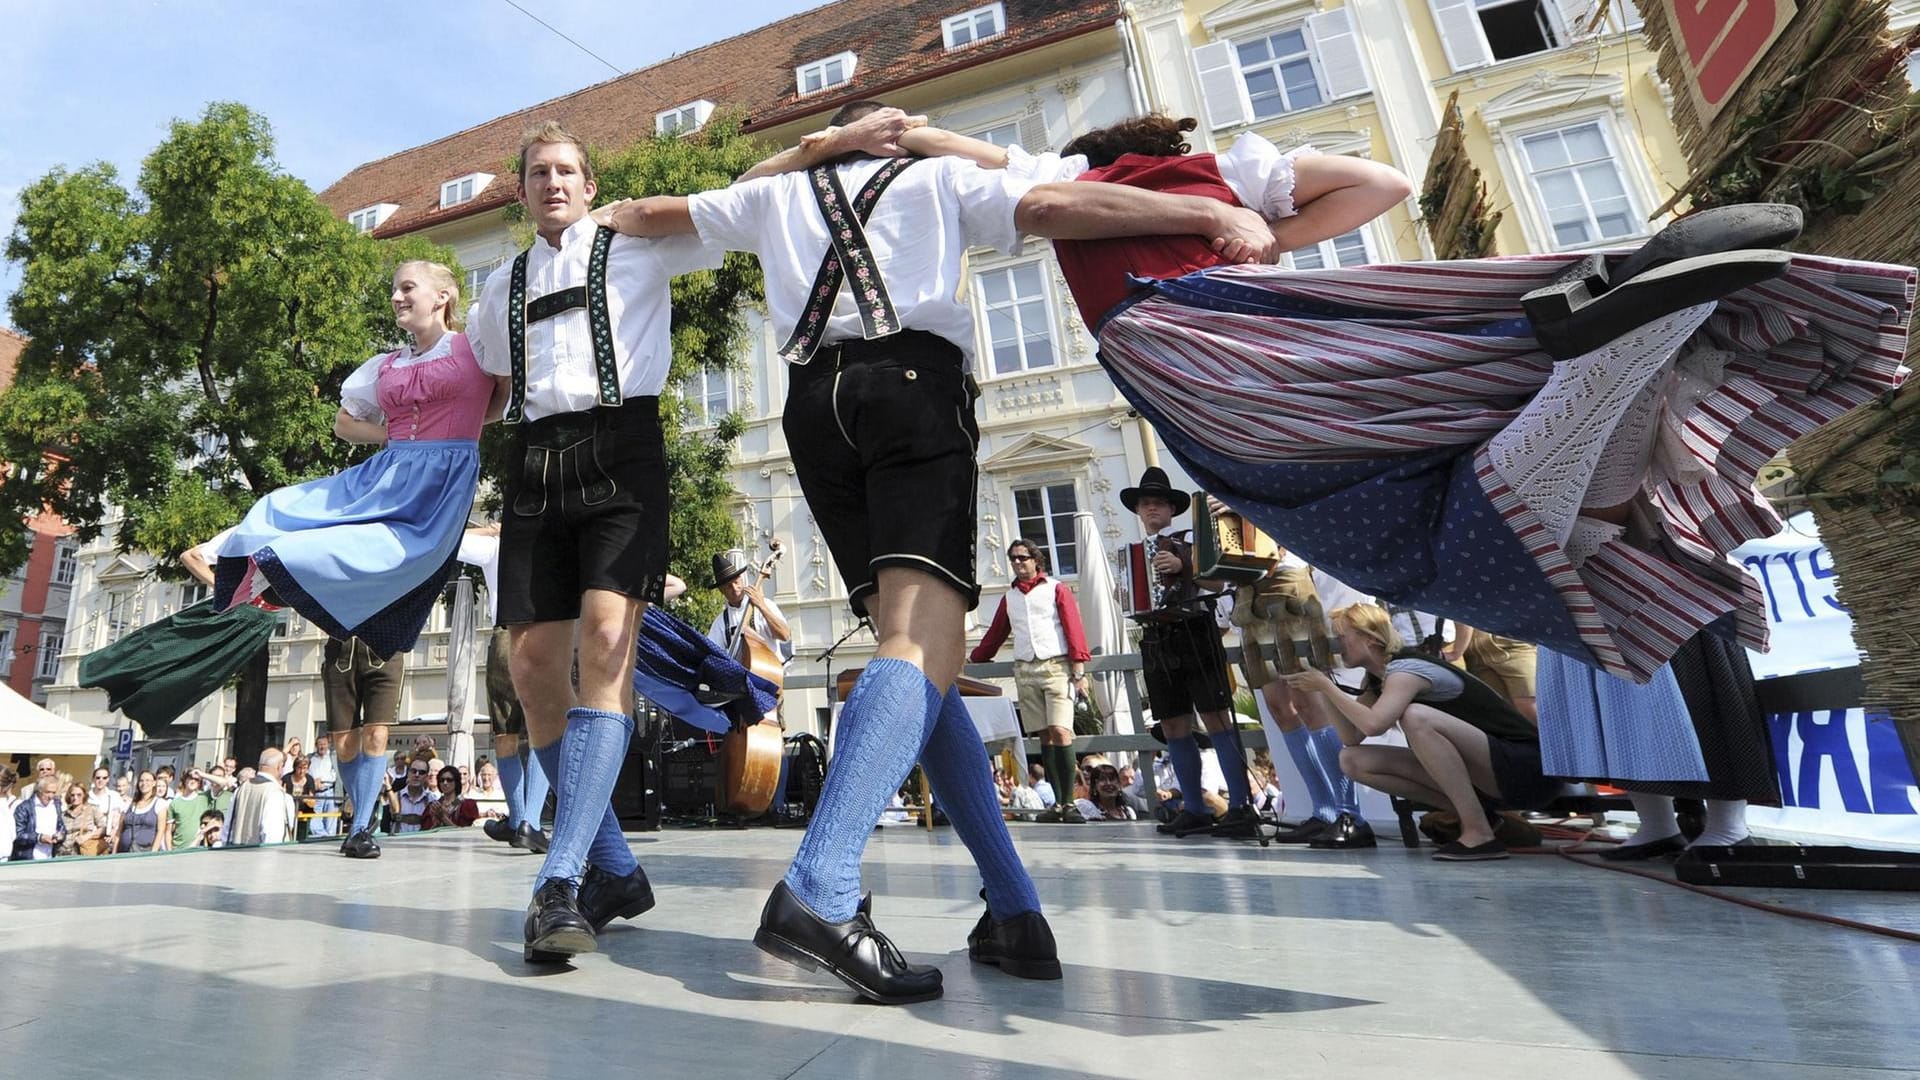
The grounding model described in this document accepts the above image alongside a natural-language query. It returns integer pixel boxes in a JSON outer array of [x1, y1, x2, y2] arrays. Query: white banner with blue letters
[[1738, 514, 1920, 850]]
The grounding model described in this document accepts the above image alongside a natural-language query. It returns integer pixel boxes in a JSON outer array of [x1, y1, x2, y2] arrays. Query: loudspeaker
[[612, 708, 665, 830]]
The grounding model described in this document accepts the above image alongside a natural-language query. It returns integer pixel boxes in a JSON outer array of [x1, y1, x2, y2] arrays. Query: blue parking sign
[[114, 727, 133, 761]]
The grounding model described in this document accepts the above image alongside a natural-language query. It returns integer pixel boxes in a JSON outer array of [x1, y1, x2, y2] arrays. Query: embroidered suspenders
[[502, 224, 621, 423], [777, 157, 919, 365]]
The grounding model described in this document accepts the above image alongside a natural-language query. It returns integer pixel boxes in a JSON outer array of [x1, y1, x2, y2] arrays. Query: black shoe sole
[[969, 946, 1064, 981], [524, 925, 596, 964], [522, 835, 550, 854], [1524, 250, 1789, 359], [1611, 203, 1802, 285], [341, 845, 381, 860], [585, 885, 657, 933], [753, 928, 944, 1005]]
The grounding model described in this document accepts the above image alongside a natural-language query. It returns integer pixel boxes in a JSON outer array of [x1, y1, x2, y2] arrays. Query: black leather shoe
[[1272, 817, 1331, 844], [1034, 806, 1063, 823], [517, 822, 550, 854], [968, 896, 1063, 980], [524, 878, 596, 964], [1210, 806, 1261, 839], [1523, 249, 1790, 360], [341, 829, 381, 859], [1599, 833, 1686, 861], [754, 881, 943, 1005], [579, 864, 656, 932], [482, 818, 517, 845], [1057, 804, 1087, 824], [1156, 809, 1215, 837], [1308, 812, 1378, 849], [1611, 203, 1802, 285]]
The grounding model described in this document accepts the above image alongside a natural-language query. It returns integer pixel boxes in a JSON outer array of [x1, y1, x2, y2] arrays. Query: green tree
[[496, 110, 772, 631], [0, 102, 457, 759]]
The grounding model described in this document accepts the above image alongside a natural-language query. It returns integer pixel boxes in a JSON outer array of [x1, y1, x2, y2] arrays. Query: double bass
[[720, 542, 787, 815]]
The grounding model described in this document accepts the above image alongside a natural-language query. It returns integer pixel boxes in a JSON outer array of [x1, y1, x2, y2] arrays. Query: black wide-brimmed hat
[[1120, 466, 1190, 516], [708, 549, 751, 589]]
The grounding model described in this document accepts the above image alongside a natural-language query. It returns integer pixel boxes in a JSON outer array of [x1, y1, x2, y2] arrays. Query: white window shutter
[[1017, 110, 1050, 153], [1191, 40, 1253, 131], [1307, 8, 1372, 100], [1428, 0, 1493, 72], [1553, 0, 1602, 41]]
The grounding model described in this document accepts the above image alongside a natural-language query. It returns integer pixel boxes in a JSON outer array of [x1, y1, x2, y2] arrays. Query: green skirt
[[78, 600, 278, 728]]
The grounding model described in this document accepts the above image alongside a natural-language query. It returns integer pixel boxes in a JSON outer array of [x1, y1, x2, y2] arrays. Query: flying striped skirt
[[1095, 253, 1913, 682]]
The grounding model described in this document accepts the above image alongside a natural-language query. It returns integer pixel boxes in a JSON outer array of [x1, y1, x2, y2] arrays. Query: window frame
[[973, 259, 1062, 380], [36, 629, 62, 680], [682, 367, 735, 430], [656, 100, 716, 136], [942, 3, 1007, 50], [1009, 480, 1083, 580], [51, 540, 77, 586], [1513, 117, 1646, 251], [1280, 225, 1377, 270], [438, 172, 493, 210], [1234, 23, 1327, 121], [0, 627, 13, 676], [347, 203, 397, 233], [796, 51, 858, 97]]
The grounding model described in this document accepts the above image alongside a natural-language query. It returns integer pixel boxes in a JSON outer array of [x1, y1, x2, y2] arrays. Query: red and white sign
[[1661, 0, 1798, 123]]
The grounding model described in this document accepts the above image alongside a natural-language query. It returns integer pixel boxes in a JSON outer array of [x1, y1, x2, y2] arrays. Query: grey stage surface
[[4, 823, 1917, 1079]]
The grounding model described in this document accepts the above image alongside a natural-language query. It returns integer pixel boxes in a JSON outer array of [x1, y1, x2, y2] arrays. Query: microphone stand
[[815, 616, 872, 751]]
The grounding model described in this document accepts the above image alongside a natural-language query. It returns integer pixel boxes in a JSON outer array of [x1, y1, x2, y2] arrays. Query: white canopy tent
[[0, 683, 106, 785]]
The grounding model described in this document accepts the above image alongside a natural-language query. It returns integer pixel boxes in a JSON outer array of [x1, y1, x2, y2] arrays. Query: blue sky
[[0, 0, 830, 326]]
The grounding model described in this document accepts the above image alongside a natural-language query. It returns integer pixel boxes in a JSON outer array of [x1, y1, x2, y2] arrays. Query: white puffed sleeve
[[1004, 143, 1089, 184], [338, 353, 389, 423], [1214, 132, 1320, 220]]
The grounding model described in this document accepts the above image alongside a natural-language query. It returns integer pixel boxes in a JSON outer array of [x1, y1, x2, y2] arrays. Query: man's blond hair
[[517, 120, 594, 185]]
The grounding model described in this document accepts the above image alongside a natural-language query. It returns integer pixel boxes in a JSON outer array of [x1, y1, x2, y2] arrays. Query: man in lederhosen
[[468, 117, 917, 964], [599, 99, 1276, 1004]]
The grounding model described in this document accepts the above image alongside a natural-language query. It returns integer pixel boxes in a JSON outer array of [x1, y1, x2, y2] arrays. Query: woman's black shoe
[[968, 898, 1063, 981], [1210, 806, 1261, 839], [754, 881, 943, 1005], [1523, 249, 1790, 360], [524, 878, 597, 964], [1611, 203, 1802, 285], [1308, 812, 1378, 849], [516, 822, 550, 854], [341, 829, 381, 859], [579, 864, 656, 932], [1599, 833, 1686, 861], [482, 818, 517, 845], [1155, 809, 1215, 837], [1272, 817, 1331, 844]]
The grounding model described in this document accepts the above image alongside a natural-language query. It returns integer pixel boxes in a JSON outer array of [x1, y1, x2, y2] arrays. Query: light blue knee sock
[[1309, 725, 1361, 816], [1211, 724, 1252, 809], [784, 658, 941, 923], [533, 707, 633, 890], [528, 738, 628, 872], [921, 688, 1040, 918], [1281, 726, 1338, 823], [497, 751, 526, 829], [346, 755, 383, 834], [521, 745, 551, 830], [1165, 735, 1207, 816]]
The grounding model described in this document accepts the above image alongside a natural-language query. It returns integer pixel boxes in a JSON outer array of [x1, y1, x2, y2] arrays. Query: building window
[[105, 590, 133, 644], [463, 260, 500, 311], [37, 630, 62, 680], [1907, 49, 1920, 90], [1475, 0, 1560, 60], [974, 121, 1020, 148], [977, 263, 1057, 377], [796, 52, 857, 96], [52, 541, 77, 585], [347, 203, 397, 233], [656, 100, 715, 135], [683, 368, 733, 428], [1237, 28, 1324, 119], [1430, 0, 1636, 71], [943, 3, 1006, 49], [0, 627, 13, 676], [1519, 121, 1639, 248], [272, 610, 294, 638], [1013, 482, 1080, 577], [439, 173, 492, 209], [181, 582, 212, 608], [1283, 228, 1373, 270]]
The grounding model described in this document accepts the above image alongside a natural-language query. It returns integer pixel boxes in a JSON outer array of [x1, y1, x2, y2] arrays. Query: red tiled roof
[[318, 0, 1122, 238]]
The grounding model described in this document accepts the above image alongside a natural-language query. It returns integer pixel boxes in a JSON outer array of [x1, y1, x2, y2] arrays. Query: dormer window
[[439, 172, 493, 209], [347, 203, 399, 233], [656, 100, 716, 135], [943, 3, 1006, 49], [796, 51, 857, 96]]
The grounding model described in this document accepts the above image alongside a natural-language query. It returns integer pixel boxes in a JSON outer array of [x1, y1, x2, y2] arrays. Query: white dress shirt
[[707, 596, 789, 659], [688, 155, 1036, 364], [1007, 133, 1312, 219], [457, 532, 501, 622], [32, 797, 59, 859], [468, 217, 723, 421]]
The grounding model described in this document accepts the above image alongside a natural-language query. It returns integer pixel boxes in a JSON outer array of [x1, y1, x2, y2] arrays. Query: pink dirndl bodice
[[378, 332, 493, 442]]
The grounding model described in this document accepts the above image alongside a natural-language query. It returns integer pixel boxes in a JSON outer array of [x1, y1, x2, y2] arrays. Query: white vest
[[1006, 580, 1067, 662]]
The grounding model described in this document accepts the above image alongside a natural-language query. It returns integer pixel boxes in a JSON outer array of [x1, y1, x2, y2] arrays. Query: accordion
[[1118, 534, 1200, 623], [1193, 493, 1279, 585]]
